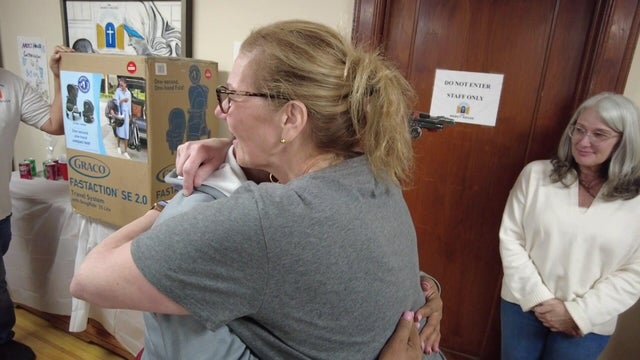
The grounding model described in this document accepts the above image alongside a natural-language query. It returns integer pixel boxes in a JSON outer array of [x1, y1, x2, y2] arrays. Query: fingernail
[[421, 281, 431, 289], [416, 314, 423, 322], [421, 341, 425, 351], [402, 311, 414, 320]]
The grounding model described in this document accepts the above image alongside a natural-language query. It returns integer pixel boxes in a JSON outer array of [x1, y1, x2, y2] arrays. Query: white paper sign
[[17, 37, 50, 101], [429, 69, 504, 127]]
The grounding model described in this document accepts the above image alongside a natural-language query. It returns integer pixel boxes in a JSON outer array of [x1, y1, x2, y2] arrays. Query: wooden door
[[353, 1, 640, 359]]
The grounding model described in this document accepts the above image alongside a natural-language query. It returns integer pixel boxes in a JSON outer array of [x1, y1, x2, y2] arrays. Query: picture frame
[[60, 0, 192, 57]]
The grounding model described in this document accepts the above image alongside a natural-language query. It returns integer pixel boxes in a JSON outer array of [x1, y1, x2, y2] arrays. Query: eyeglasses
[[215, 85, 289, 114], [568, 124, 620, 145]]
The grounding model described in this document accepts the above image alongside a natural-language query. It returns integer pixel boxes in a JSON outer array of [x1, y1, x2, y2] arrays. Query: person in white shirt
[[499, 92, 640, 360]]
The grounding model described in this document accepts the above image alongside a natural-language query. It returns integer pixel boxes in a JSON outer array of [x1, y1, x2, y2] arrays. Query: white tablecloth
[[6, 171, 144, 355]]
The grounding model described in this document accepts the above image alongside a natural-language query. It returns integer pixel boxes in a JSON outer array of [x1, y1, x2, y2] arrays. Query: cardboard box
[[60, 53, 219, 227]]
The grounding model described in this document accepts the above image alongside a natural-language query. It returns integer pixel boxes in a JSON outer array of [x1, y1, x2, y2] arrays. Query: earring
[[269, 173, 279, 183], [280, 138, 287, 144]]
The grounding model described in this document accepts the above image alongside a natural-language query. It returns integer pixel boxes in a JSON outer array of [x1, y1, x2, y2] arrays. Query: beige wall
[[599, 35, 640, 360], [0, 1, 638, 357], [0, 0, 354, 169]]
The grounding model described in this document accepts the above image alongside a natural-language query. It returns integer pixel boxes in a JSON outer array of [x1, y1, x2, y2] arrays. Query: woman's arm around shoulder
[[70, 209, 188, 314]]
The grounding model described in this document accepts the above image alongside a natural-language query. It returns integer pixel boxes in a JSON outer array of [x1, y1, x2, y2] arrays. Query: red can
[[19, 162, 33, 179], [57, 158, 68, 180], [44, 160, 58, 180]]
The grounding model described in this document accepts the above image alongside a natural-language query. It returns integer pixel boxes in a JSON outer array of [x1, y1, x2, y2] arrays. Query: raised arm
[[175, 138, 232, 195], [39, 45, 73, 135], [175, 138, 271, 194]]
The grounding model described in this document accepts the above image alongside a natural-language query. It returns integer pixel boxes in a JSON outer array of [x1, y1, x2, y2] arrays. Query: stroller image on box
[[105, 97, 141, 152], [65, 84, 81, 120], [128, 119, 142, 151], [105, 99, 125, 137]]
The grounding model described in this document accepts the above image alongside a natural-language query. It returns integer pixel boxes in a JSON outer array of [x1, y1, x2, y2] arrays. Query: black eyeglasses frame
[[215, 85, 289, 114]]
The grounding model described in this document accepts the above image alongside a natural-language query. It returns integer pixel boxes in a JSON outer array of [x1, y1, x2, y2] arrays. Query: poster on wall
[[60, 0, 192, 57], [430, 69, 504, 127], [16, 37, 50, 101]]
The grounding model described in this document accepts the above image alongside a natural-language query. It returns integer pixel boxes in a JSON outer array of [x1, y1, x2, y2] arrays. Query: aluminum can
[[19, 162, 33, 179], [44, 160, 58, 180], [57, 155, 68, 180], [27, 157, 37, 176]]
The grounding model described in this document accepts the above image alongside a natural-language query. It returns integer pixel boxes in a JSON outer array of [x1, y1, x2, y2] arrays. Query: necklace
[[578, 177, 602, 198]]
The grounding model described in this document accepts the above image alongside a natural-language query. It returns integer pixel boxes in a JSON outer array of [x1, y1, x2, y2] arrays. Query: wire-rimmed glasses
[[568, 124, 620, 145]]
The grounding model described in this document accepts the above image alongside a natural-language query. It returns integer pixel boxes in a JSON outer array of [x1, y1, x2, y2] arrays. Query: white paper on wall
[[429, 69, 504, 127], [16, 36, 50, 101]]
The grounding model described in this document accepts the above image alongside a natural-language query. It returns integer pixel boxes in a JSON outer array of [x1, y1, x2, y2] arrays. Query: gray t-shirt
[[132, 156, 425, 359]]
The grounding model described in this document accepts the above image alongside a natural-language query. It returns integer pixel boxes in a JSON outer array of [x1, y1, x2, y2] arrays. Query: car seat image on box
[[186, 65, 211, 141], [82, 99, 95, 123], [166, 108, 186, 155]]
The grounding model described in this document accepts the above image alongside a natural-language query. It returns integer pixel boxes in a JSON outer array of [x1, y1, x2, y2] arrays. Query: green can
[[26, 158, 37, 176]]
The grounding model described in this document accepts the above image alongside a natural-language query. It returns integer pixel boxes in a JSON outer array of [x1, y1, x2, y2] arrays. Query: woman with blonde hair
[[72, 20, 433, 359]]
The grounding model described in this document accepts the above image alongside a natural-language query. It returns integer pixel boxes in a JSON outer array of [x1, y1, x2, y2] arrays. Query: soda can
[[26, 157, 37, 176], [53, 160, 60, 179], [44, 160, 58, 180], [57, 155, 68, 181], [19, 161, 33, 179]]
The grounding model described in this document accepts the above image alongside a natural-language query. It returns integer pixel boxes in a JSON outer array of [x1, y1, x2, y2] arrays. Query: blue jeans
[[501, 299, 609, 360], [0, 215, 15, 344]]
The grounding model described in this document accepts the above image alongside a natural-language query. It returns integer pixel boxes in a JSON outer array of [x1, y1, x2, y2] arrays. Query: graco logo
[[156, 163, 175, 183], [69, 155, 110, 178]]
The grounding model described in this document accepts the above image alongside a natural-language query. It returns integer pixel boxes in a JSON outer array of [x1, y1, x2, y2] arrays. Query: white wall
[[0, 0, 67, 169], [0, 0, 354, 170], [1, 1, 638, 357]]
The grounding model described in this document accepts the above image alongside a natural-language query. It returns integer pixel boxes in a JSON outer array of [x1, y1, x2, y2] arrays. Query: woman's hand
[[175, 138, 232, 195], [534, 298, 582, 337], [415, 276, 443, 354], [378, 311, 423, 360]]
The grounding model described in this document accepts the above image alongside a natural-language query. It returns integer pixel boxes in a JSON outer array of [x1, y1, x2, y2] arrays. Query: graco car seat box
[[60, 52, 218, 227]]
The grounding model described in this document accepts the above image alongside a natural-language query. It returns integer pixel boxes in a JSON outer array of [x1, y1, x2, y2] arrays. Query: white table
[[6, 171, 144, 355]]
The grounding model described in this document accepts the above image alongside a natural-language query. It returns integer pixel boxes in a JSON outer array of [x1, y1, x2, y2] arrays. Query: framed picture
[[60, 0, 192, 57]]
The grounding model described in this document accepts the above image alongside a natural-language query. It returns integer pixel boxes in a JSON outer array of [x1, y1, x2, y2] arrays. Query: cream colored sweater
[[499, 160, 640, 335]]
